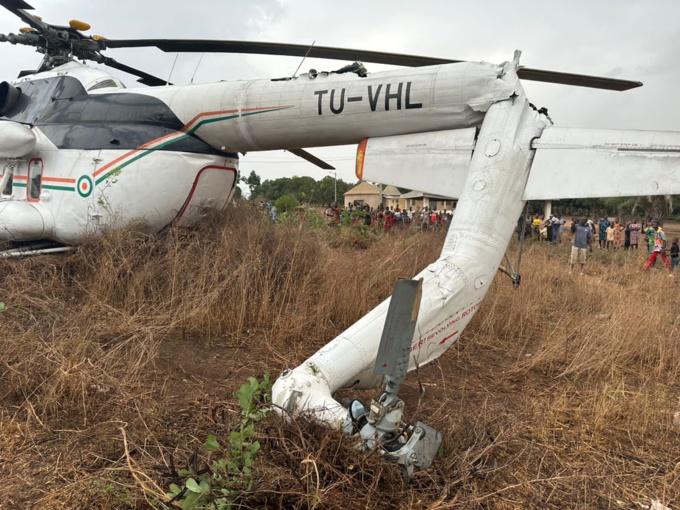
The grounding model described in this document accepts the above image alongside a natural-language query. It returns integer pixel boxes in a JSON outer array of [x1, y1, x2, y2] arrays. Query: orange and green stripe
[[8, 105, 290, 192], [12, 174, 27, 188], [43, 176, 76, 192], [93, 105, 292, 184], [11, 175, 76, 191]]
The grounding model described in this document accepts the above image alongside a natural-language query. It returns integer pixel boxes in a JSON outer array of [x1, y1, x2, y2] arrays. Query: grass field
[[0, 204, 678, 509]]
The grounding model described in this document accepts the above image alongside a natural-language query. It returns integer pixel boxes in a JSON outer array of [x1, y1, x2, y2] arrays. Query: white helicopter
[[3, 0, 680, 474], [0, 0, 648, 248]]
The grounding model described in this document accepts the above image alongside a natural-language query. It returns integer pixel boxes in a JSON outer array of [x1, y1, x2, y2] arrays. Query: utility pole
[[328, 170, 337, 204]]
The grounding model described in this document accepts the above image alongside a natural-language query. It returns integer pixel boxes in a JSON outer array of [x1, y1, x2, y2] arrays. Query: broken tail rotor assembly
[[342, 278, 442, 478]]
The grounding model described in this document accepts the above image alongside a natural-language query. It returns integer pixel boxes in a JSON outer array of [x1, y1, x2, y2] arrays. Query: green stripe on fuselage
[[185, 113, 240, 135], [43, 185, 76, 192], [95, 107, 291, 184]]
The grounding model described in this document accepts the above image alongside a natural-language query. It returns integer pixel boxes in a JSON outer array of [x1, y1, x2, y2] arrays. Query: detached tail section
[[525, 127, 680, 200]]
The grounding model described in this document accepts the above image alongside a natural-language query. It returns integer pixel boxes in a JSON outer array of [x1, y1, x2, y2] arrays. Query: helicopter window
[[2, 175, 12, 196], [88, 79, 119, 92], [1, 166, 12, 196], [27, 159, 43, 202]]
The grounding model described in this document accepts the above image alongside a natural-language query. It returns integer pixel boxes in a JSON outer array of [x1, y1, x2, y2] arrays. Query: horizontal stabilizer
[[359, 129, 475, 199], [525, 127, 680, 200]]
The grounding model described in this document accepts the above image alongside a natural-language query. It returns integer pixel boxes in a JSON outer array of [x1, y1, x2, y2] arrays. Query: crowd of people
[[258, 199, 455, 232], [260, 200, 679, 276], [328, 202, 454, 232], [520, 213, 679, 276]]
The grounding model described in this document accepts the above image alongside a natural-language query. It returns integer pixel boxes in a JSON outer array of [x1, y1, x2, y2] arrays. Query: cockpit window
[[88, 79, 119, 91]]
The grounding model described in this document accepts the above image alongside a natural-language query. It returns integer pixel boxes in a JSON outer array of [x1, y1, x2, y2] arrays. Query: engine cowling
[[0, 120, 36, 157]]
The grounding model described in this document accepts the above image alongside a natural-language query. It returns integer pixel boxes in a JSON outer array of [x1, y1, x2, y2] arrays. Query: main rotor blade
[[103, 39, 461, 68], [0, 0, 34, 10], [516, 67, 641, 91], [101, 57, 170, 87], [102, 39, 642, 91], [0, 0, 47, 32]]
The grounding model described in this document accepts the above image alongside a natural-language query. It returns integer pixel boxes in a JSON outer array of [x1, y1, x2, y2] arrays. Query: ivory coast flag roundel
[[77, 175, 93, 198]]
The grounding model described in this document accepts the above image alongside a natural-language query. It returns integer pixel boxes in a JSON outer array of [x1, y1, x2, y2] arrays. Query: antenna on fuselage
[[292, 40, 316, 78], [166, 54, 179, 85], [190, 53, 205, 84]]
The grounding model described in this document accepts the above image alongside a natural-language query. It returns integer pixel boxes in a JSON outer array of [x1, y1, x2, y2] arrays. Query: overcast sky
[[1, 0, 679, 187]]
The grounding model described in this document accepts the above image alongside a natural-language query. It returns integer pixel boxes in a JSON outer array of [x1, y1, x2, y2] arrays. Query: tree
[[241, 170, 261, 195], [648, 195, 670, 220], [251, 175, 355, 205], [602, 195, 675, 220], [316, 176, 337, 205]]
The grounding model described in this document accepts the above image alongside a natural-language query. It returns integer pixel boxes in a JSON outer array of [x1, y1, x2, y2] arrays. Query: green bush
[[274, 194, 300, 215]]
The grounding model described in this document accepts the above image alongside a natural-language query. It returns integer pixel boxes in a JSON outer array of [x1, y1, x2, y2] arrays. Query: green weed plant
[[165, 374, 272, 509]]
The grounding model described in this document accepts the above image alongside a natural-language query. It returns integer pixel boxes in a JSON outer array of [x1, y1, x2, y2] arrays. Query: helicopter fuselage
[[0, 60, 513, 244], [0, 63, 239, 243]]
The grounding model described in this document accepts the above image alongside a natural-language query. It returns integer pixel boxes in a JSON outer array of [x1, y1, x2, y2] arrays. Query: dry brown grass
[[1, 205, 678, 509]]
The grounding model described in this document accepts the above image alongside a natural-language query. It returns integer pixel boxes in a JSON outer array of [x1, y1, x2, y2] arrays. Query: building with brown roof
[[343, 181, 383, 209]]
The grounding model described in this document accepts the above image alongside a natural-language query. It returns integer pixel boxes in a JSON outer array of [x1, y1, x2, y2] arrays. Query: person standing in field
[[598, 216, 610, 249], [328, 203, 341, 226], [570, 217, 593, 275], [644, 221, 656, 254], [643, 220, 673, 275], [629, 219, 641, 249], [612, 219, 623, 249], [540, 218, 549, 242], [606, 222, 615, 249], [421, 208, 429, 231], [587, 217, 596, 237], [532, 215, 541, 241], [669, 237, 679, 271]]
